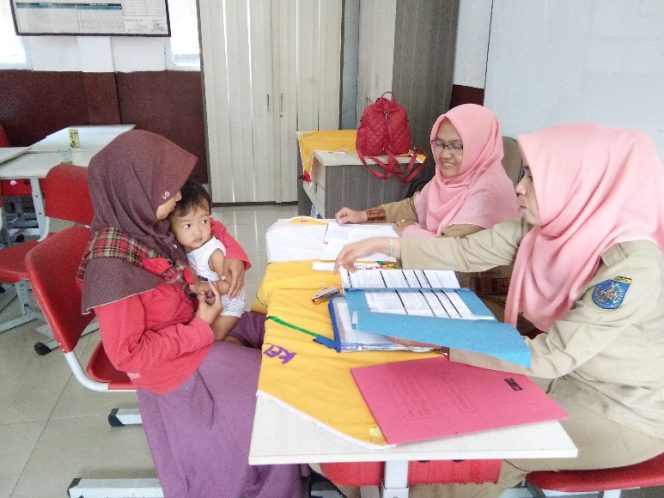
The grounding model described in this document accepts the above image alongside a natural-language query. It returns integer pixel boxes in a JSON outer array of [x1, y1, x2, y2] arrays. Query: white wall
[[484, 0, 664, 158], [453, 0, 492, 88], [23, 36, 168, 72]]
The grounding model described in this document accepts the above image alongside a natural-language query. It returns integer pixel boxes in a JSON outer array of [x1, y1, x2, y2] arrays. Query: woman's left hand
[[394, 219, 417, 236], [222, 258, 245, 298]]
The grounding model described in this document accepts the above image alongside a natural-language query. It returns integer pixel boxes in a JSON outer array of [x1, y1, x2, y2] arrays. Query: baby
[[169, 180, 245, 340]]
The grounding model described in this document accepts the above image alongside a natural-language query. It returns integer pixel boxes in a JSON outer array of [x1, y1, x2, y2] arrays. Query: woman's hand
[[222, 258, 245, 298], [335, 207, 368, 224], [394, 219, 417, 236], [334, 236, 400, 271], [389, 336, 449, 355], [195, 281, 222, 324]]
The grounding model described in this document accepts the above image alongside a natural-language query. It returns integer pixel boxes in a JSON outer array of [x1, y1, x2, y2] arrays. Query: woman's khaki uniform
[[335, 217, 664, 498]]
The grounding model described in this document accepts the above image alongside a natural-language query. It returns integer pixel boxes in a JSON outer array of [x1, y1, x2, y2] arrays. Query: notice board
[[11, 0, 170, 36]]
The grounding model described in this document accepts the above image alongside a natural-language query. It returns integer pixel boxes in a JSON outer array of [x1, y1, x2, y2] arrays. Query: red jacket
[[94, 219, 250, 393]]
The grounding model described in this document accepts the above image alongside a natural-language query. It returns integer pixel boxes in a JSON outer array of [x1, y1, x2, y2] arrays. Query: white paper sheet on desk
[[265, 219, 329, 262], [321, 223, 398, 261]]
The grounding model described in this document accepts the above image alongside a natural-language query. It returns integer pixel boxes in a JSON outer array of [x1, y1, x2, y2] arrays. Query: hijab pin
[[162, 190, 171, 200]]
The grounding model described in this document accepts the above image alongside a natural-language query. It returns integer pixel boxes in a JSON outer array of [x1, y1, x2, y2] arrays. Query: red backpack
[[355, 92, 422, 183]]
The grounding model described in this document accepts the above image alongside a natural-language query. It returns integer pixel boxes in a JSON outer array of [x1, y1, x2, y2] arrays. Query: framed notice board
[[11, 0, 171, 36]]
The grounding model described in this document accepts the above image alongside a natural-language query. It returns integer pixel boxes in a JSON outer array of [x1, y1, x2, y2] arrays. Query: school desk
[[0, 125, 134, 238], [248, 232, 578, 498]]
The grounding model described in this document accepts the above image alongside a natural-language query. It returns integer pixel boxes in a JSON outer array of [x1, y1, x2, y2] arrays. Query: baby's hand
[[213, 279, 231, 296]]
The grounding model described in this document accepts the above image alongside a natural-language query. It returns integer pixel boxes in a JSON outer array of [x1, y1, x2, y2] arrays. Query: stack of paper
[[321, 222, 398, 261], [338, 268, 531, 367]]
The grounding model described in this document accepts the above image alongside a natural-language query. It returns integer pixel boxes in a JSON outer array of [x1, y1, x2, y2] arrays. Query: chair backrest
[[25, 225, 94, 353], [502, 136, 523, 186], [41, 164, 94, 225]]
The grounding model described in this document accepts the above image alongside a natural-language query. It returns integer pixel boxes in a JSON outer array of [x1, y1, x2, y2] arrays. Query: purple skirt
[[137, 312, 308, 498]]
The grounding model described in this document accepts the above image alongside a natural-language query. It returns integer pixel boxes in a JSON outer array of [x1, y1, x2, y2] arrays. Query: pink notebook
[[351, 357, 568, 445]]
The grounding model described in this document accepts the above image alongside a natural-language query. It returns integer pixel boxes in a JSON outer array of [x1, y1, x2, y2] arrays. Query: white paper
[[320, 222, 398, 262], [340, 268, 460, 290]]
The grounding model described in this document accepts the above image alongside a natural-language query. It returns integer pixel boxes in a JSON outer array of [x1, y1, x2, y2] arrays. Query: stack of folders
[[330, 268, 531, 367], [328, 268, 461, 353]]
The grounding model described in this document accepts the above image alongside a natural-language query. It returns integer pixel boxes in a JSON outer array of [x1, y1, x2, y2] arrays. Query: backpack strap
[[357, 150, 396, 179], [393, 148, 425, 183]]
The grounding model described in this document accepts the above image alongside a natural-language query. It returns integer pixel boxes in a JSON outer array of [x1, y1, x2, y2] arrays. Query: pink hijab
[[405, 104, 518, 237], [506, 124, 664, 330]]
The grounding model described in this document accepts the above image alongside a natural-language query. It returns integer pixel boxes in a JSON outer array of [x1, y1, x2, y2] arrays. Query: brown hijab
[[81, 130, 196, 311]]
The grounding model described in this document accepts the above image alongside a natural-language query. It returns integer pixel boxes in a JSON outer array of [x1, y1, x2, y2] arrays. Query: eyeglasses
[[431, 139, 463, 154]]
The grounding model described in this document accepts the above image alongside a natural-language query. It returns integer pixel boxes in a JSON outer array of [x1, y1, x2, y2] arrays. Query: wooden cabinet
[[299, 151, 419, 218]]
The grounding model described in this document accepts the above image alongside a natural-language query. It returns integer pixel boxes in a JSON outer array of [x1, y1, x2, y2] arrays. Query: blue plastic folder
[[343, 288, 531, 367]]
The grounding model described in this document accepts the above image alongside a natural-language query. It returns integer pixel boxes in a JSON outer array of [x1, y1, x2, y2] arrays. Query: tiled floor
[[1, 203, 663, 498]]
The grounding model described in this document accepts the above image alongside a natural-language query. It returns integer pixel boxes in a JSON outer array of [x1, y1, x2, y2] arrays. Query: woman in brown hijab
[[79, 131, 307, 497]]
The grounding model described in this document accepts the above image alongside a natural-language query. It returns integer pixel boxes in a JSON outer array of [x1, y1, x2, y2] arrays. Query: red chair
[[526, 452, 664, 498], [0, 164, 94, 354], [26, 226, 159, 498], [0, 124, 38, 241], [320, 459, 501, 497]]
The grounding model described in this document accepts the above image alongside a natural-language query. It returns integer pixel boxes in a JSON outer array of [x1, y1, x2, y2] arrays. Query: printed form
[[340, 268, 491, 320]]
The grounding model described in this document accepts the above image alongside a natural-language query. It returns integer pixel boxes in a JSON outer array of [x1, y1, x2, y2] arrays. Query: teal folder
[[344, 288, 531, 368]]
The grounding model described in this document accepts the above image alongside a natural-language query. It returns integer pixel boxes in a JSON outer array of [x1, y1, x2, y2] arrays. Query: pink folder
[[351, 357, 568, 445]]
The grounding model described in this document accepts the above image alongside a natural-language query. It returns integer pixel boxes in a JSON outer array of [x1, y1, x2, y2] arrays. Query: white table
[[0, 125, 135, 238], [250, 221, 578, 498], [0, 147, 29, 165], [28, 124, 135, 152]]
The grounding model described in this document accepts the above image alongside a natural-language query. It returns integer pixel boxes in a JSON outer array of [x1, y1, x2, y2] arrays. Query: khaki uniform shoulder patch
[[592, 276, 632, 309]]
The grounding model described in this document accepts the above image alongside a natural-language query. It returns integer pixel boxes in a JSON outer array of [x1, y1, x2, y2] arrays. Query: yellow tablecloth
[[254, 261, 439, 446], [298, 130, 357, 177]]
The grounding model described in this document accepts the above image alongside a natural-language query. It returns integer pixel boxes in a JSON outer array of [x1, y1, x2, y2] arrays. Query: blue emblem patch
[[592, 276, 631, 309]]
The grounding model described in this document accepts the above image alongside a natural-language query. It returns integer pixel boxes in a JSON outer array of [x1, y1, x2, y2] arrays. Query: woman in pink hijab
[[334, 123, 664, 498], [335, 104, 518, 238]]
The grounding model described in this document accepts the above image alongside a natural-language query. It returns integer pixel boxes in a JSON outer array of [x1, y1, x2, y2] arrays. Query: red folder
[[351, 357, 568, 445]]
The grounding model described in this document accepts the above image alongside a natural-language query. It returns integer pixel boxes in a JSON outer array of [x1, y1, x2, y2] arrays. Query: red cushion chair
[[26, 225, 159, 497], [320, 459, 501, 496], [526, 452, 664, 498], [0, 164, 94, 353]]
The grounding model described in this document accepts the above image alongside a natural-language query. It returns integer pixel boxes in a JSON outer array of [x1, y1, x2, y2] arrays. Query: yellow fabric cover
[[251, 261, 340, 314], [256, 262, 439, 446], [298, 130, 358, 175]]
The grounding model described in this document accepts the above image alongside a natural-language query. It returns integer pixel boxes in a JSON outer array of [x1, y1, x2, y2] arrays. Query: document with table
[[338, 268, 531, 367]]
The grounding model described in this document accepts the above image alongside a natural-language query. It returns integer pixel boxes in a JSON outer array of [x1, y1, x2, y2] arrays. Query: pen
[[266, 315, 336, 348]]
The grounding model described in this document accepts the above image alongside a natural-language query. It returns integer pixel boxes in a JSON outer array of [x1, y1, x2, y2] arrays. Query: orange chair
[[0, 164, 94, 354], [26, 226, 158, 498], [526, 452, 664, 498]]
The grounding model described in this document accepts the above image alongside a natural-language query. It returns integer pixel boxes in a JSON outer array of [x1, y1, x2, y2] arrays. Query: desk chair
[[26, 225, 161, 498], [0, 163, 94, 354], [320, 460, 500, 498], [0, 124, 38, 242], [526, 452, 664, 498]]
